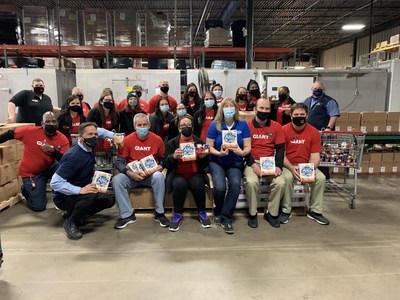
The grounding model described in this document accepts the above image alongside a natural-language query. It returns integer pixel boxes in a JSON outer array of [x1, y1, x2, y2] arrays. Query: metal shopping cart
[[319, 131, 365, 209]]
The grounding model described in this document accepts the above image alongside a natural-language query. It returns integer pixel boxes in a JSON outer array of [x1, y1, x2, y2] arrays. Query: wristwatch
[[326, 126, 332, 130]]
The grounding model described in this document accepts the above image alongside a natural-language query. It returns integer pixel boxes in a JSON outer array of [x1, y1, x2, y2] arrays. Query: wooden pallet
[[0, 193, 23, 212]]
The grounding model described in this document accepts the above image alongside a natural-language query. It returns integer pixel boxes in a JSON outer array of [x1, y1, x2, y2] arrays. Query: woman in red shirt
[[235, 87, 253, 111], [88, 89, 120, 132], [163, 114, 211, 232], [194, 90, 218, 142], [57, 95, 86, 145], [181, 82, 202, 116]]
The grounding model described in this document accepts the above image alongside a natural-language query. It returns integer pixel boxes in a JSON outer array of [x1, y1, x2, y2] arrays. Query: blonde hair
[[214, 98, 240, 132]]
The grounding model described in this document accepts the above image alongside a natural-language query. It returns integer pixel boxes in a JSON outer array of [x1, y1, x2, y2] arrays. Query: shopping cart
[[319, 131, 365, 209]]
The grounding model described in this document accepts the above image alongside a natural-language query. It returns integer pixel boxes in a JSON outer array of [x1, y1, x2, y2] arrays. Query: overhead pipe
[[174, 0, 177, 66], [369, 0, 373, 52], [245, 0, 254, 69], [193, 0, 211, 45], [190, 0, 194, 68]]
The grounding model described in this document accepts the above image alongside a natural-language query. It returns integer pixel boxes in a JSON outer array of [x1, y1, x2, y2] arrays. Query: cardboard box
[[382, 153, 394, 162], [374, 112, 387, 132], [362, 153, 370, 162], [0, 162, 18, 185], [0, 145, 16, 165], [358, 161, 369, 174], [392, 161, 400, 173], [347, 112, 361, 131], [394, 152, 400, 162], [369, 153, 382, 163], [239, 111, 255, 122], [380, 162, 393, 174], [0, 123, 35, 135], [368, 161, 381, 174], [2, 178, 19, 201], [386, 112, 400, 132]]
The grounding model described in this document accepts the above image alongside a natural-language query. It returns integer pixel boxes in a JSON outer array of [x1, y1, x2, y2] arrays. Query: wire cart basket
[[319, 131, 365, 209]]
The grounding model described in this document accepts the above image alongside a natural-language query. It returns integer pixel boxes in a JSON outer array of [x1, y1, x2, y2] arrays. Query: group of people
[[0, 78, 340, 244]]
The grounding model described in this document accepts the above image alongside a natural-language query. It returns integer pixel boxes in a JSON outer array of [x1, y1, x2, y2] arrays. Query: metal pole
[[369, 0, 373, 52], [190, 0, 194, 68], [3, 48, 8, 68], [245, 0, 254, 69], [174, 0, 177, 68], [352, 38, 357, 67], [56, 0, 62, 70]]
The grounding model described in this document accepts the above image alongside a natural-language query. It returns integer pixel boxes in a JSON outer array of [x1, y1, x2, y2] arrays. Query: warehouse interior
[[1, 0, 400, 299]]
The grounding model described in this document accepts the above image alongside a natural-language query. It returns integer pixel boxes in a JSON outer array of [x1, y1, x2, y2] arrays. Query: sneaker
[[278, 212, 292, 224], [63, 219, 83, 240], [263, 212, 280, 228], [213, 216, 221, 224], [248, 214, 258, 228], [198, 211, 212, 228], [307, 210, 330, 225], [221, 223, 234, 234], [154, 213, 170, 227], [114, 212, 137, 229], [169, 213, 183, 232]]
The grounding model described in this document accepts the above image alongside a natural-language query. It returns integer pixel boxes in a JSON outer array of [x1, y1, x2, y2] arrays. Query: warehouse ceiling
[[3, 0, 400, 54]]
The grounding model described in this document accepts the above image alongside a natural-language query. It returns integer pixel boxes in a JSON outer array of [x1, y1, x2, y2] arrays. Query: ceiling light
[[342, 24, 365, 31], [294, 66, 306, 69]]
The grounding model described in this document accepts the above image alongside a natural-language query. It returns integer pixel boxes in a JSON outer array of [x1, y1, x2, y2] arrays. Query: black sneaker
[[169, 213, 183, 232], [263, 212, 280, 228], [307, 210, 330, 225], [213, 215, 221, 224], [154, 213, 170, 227], [221, 223, 234, 234], [248, 214, 258, 228], [278, 212, 292, 224], [198, 211, 212, 228], [63, 219, 83, 240], [114, 212, 137, 229]]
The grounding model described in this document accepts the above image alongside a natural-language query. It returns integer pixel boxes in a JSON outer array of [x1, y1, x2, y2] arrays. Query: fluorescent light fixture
[[342, 24, 365, 30], [315, 67, 325, 70], [294, 66, 306, 69]]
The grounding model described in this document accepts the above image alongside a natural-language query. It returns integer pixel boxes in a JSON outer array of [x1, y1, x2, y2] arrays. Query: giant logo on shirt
[[135, 146, 151, 151], [253, 133, 272, 139], [290, 136, 305, 144]]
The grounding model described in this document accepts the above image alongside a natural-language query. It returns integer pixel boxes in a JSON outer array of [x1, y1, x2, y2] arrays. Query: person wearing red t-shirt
[[117, 84, 149, 113], [281, 103, 329, 225], [112, 113, 170, 229], [194, 91, 218, 142], [0, 112, 69, 211], [163, 115, 211, 232], [147, 79, 177, 114], [71, 87, 91, 118], [247, 79, 261, 105], [245, 98, 286, 229], [57, 95, 87, 145], [270, 86, 296, 125], [181, 82, 202, 116], [211, 83, 224, 105], [235, 86, 253, 111], [149, 97, 175, 143]]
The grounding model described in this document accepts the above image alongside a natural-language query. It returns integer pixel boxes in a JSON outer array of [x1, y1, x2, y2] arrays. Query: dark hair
[[156, 97, 170, 110], [178, 114, 194, 127], [97, 89, 118, 127], [78, 122, 98, 136], [290, 103, 308, 114], [182, 82, 201, 107], [280, 86, 290, 94], [211, 83, 223, 92]]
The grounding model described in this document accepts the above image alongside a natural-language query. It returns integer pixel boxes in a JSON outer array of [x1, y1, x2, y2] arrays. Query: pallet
[[0, 193, 23, 212]]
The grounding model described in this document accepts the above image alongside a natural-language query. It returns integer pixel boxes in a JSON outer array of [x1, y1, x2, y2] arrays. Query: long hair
[[60, 95, 82, 128], [155, 97, 170, 128], [235, 87, 248, 103], [213, 98, 240, 132], [97, 89, 118, 127], [182, 82, 201, 107]]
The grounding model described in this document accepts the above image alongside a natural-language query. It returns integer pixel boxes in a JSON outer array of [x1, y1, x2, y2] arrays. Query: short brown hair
[[290, 103, 308, 114]]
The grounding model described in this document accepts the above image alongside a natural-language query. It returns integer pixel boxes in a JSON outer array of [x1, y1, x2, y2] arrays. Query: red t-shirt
[[70, 115, 80, 135], [276, 102, 292, 125], [249, 95, 257, 104], [120, 131, 165, 163], [103, 114, 113, 130], [14, 126, 69, 177], [118, 98, 149, 113], [159, 119, 170, 140], [200, 109, 214, 142], [247, 119, 285, 160], [148, 95, 178, 114], [282, 123, 321, 164], [188, 99, 195, 109], [238, 102, 248, 111], [81, 102, 90, 118], [176, 136, 199, 180]]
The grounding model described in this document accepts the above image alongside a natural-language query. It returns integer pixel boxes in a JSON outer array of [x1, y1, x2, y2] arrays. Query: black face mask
[[278, 93, 287, 101], [83, 137, 98, 148], [188, 91, 197, 98], [292, 116, 307, 126], [103, 101, 113, 110], [181, 127, 193, 137], [69, 105, 82, 113], [249, 89, 260, 96], [135, 91, 142, 98], [34, 86, 44, 95], [257, 111, 270, 121], [44, 124, 57, 136], [238, 94, 247, 100], [160, 86, 169, 93]]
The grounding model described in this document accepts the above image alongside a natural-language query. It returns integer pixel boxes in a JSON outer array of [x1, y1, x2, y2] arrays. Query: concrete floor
[[0, 174, 400, 300]]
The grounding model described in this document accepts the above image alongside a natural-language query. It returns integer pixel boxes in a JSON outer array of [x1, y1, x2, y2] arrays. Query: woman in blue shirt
[[206, 98, 251, 234]]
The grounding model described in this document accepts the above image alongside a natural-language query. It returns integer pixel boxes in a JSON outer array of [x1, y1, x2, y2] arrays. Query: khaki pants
[[244, 164, 285, 217], [281, 167, 325, 214]]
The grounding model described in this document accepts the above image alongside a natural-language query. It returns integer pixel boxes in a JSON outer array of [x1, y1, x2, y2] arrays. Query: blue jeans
[[209, 161, 243, 224], [22, 162, 59, 211], [112, 171, 165, 219]]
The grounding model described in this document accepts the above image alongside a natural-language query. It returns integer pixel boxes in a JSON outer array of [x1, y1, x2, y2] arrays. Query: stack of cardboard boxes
[[336, 111, 400, 133], [0, 123, 30, 210]]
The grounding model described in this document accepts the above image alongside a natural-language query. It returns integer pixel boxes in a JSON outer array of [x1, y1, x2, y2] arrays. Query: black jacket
[[57, 111, 86, 141], [149, 111, 175, 143], [163, 135, 210, 192], [270, 97, 296, 125], [87, 107, 120, 132], [119, 108, 146, 135], [193, 107, 217, 137]]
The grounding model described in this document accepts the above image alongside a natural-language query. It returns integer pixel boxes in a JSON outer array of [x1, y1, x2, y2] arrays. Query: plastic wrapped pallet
[[204, 27, 232, 47], [146, 12, 169, 47], [22, 6, 50, 45], [211, 60, 237, 69], [114, 10, 138, 46], [54, 8, 79, 46], [83, 9, 109, 46]]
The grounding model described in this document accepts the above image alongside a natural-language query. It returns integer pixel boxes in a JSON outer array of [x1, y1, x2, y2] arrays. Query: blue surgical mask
[[160, 105, 170, 113], [177, 108, 187, 117], [213, 90, 222, 98], [205, 99, 215, 108], [136, 127, 149, 137], [129, 100, 138, 107], [223, 107, 236, 119]]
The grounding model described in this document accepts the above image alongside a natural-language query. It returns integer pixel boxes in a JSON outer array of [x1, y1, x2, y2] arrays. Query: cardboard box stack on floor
[[0, 123, 32, 210], [336, 111, 400, 132]]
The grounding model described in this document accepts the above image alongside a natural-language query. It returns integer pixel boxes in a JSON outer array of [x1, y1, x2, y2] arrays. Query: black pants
[[57, 193, 115, 224], [318, 166, 330, 179], [172, 174, 206, 214]]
